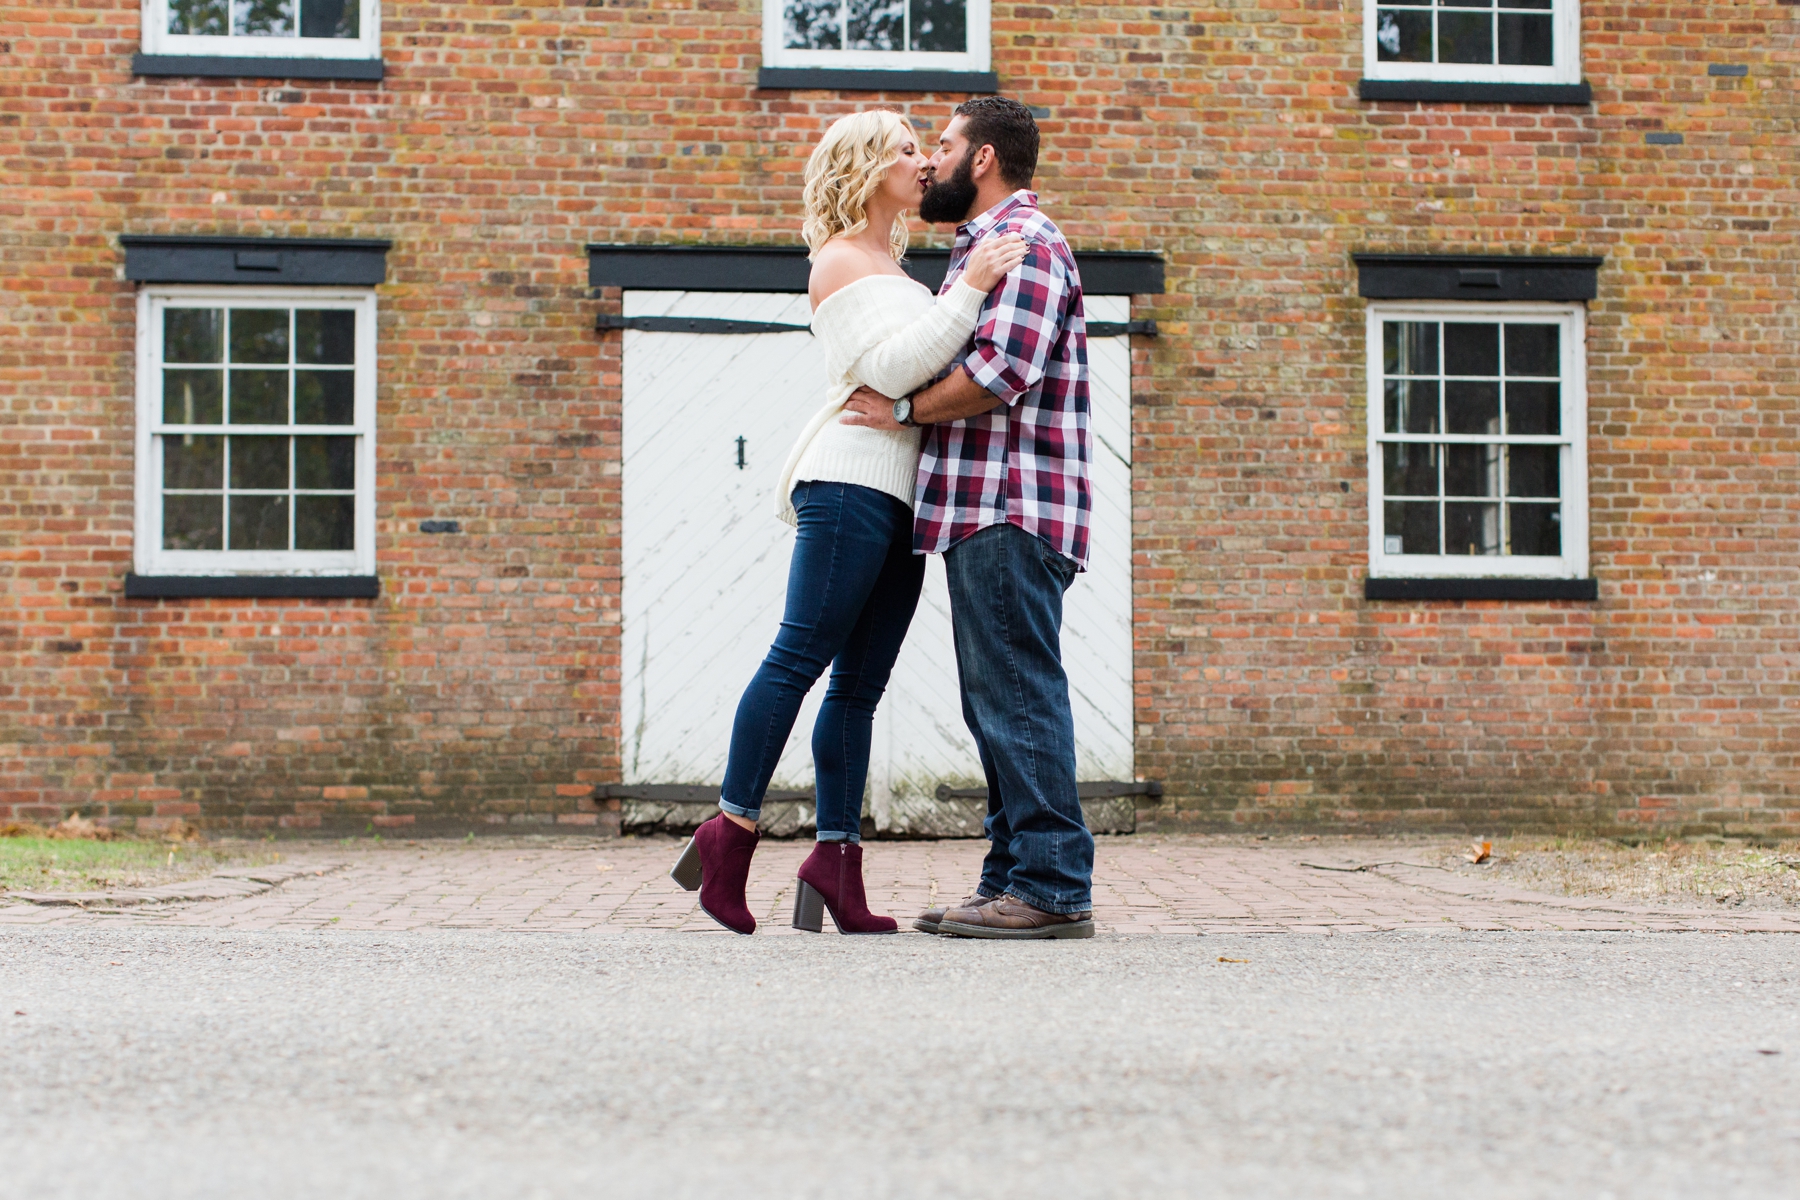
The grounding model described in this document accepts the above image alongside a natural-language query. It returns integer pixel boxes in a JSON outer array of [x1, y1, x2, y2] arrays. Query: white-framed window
[[134, 288, 377, 577], [1366, 302, 1587, 579], [141, 0, 380, 60], [763, 0, 990, 73], [1363, 0, 1580, 85]]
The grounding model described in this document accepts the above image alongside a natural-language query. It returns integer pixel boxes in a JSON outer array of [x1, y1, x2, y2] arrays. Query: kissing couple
[[673, 97, 1097, 940]]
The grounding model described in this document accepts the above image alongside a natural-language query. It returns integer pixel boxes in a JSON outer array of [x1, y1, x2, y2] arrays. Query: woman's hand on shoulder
[[960, 233, 1029, 292], [809, 240, 883, 310]]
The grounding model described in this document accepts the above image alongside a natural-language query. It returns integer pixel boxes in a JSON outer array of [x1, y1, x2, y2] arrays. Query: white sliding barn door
[[620, 291, 828, 791], [620, 291, 1134, 832]]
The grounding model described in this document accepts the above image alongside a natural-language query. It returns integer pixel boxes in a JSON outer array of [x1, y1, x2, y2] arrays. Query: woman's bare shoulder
[[809, 241, 906, 310]]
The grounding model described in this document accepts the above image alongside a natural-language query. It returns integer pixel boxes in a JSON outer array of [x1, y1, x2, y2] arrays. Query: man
[[841, 96, 1096, 939]]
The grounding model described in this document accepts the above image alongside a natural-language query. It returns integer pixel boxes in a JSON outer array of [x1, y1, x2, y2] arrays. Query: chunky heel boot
[[793, 841, 898, 934], [687, 814, 760, 935], [670, 837, 703, 891], [792, 880, 826, 933]]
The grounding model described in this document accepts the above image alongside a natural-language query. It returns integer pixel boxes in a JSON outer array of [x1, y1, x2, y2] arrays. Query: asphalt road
[[3, 928, 1795, 1199]]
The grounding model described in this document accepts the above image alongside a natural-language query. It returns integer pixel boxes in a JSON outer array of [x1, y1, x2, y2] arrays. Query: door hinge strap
[[595, 314, 813, 335], [597, 315, 1159, 338], [1087, 320, 1158, 338]]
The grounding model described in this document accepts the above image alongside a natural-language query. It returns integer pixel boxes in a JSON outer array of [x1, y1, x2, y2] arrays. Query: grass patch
[[0, 838, 277, 894], [1450, 836, 1800, 910]]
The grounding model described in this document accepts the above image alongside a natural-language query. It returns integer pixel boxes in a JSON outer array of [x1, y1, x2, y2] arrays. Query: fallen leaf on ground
[[159, 819, 201, 843], [1465, 841, 1493, 864], [47, 813, 123, 842], [1, 822, 48, 839], [1217, 957, 1249, 963]]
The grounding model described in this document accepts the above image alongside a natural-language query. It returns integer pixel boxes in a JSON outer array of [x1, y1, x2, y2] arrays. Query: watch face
[[895, 399, 912, 424]]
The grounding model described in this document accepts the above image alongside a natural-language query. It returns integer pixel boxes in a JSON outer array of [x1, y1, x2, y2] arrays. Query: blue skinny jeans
[[719, 481, 925, 841]]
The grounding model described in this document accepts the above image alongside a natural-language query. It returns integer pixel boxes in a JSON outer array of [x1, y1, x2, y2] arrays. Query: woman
[[670, 110, 1027, 934]]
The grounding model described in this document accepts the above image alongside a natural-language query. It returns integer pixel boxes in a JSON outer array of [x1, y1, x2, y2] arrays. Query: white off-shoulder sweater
[[773, 273, 988, 526]]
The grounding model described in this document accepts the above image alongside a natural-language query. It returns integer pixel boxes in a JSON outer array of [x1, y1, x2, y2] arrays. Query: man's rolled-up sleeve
[[960, 243, 1070, 407]]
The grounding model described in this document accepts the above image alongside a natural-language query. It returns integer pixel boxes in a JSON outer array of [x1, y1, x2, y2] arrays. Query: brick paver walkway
[[4, 835, 1797, 934]]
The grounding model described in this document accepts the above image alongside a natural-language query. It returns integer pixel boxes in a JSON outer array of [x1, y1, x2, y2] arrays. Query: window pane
[[295, 370, 356, 425], [1383, 321, 1438, 376], [1436, 10, 1494, 64], [1373, 309, 1575, 566], [296, 495, 356, 550], [1507, 445, 1560, 497], [1505, 381, 1560, 436], [1444, 380, 1499, 435], [1384, 502, 1439, 555], [229, 370, 289, 425], [299, 0, 358, 38], [1445, 444, 1500, 496], [169, 0, 229, 35], [1497, 13, 1553, 65], [296, 436, 356, 491], [163, 370, 224, 425], [295, 310, 356, 363], [229, 436, 289, 490], [1376, 9, 1433, 62], [1443, 323, 1499, 376], [163, 435, 224, 490], [164, 309, 222, 363], [1383, 442, 1438, 497], [910, 0, 966, 52], [785, 0, 842, 49], [1509, 503, 1561, 556], [232, 0, 295, 36], [1384, 379, 1440, 434], [848, 0, 903, 49], [1444, 503, 1502, 555], [229, 309, 289, 363], [1504, 324, 1559, 377], [1439, 0, 1493, 7], [229, 495, 289, 551], [163, 495, 224, 551]]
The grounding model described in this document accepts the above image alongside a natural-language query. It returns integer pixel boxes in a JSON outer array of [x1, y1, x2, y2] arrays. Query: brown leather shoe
[[936, 894, 1095, 940], [913, 892, 998, 935]]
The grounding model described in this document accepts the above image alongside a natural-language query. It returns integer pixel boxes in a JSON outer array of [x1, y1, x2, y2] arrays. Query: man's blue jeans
[[944, 522, 1095, 913], [719, 481, 924, 842]]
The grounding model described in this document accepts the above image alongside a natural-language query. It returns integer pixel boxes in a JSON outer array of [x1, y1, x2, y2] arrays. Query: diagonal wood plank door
[[621, 291, 1134, 830]]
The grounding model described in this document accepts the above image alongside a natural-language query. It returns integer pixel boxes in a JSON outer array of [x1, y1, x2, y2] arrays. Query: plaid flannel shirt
[[913, 191, 1092, 568]]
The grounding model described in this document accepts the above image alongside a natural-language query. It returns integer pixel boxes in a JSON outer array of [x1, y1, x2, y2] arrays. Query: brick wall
[[1, 2, 1795, 836]]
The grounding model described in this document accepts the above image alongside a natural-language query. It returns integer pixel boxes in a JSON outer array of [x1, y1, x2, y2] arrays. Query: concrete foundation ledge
[[599, 782, 1157, 838]]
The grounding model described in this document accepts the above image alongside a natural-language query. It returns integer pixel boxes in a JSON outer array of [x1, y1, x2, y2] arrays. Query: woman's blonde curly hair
[[802, 110, 913, 262]]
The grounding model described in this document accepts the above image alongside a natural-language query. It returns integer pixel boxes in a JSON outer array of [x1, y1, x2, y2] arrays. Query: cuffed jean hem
[[717, 799, 758, 821], [1003, 888, 1093, 916], [815, 830, 861, 844]]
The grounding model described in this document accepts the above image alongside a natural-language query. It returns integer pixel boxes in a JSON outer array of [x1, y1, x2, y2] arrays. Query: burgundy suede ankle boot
[[792, 841, 898, 934], [679, 814, 759, 935]]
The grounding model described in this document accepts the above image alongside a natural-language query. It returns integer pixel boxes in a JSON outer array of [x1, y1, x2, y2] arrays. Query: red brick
[[1, 3, 1795, 838]]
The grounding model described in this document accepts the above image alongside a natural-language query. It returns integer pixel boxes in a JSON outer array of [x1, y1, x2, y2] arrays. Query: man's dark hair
[[952, 96, 1039, 189]]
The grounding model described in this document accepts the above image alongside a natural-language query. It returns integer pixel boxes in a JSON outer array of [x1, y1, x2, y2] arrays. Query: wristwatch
[[893, 397, 919, 427]]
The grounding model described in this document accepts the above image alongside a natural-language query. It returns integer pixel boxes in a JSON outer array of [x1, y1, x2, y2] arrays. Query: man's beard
[[918, 154, 980, 225]]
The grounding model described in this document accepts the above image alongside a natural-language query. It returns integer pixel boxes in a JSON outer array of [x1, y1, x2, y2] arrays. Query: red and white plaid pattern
[[913, 190, 1092, 568]]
